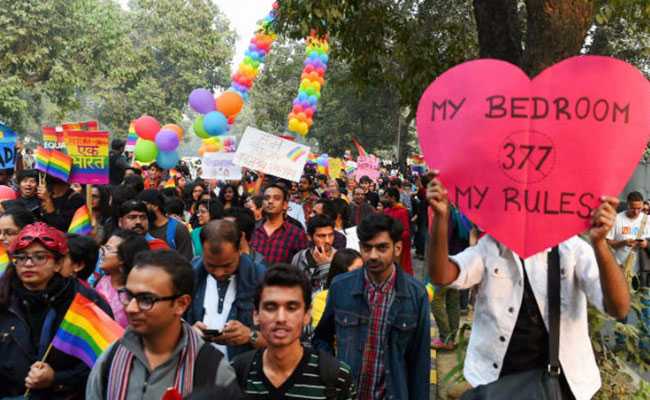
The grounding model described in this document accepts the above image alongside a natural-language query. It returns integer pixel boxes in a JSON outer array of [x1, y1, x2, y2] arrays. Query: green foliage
[[0, 0, 235, 138]]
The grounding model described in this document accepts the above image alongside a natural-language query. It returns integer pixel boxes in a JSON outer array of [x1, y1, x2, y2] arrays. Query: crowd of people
[[0, 137, 645, 400]]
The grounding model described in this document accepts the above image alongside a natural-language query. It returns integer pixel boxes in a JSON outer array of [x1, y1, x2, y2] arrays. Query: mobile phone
[[202, 329, 222, 337], [636, 238, 645, 242]]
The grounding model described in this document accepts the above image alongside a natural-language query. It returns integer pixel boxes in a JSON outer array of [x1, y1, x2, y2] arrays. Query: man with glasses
[[187, 219, 267, 360], [87, 250, 239, 399], [313, 214, 431, 400]]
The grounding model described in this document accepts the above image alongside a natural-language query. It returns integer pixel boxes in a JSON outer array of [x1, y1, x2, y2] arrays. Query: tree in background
[[0, 0, 235, 137]]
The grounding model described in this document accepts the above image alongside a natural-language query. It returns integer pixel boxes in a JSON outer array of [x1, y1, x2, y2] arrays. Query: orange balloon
[[162, 124, 183, 140], [216, 92, 244, 118]]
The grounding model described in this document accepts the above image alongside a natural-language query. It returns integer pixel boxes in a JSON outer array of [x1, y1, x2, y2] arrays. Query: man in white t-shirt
[[606, 191, 649, 276]]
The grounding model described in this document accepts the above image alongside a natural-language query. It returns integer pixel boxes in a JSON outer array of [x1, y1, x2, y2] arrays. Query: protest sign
[[344, 226, 360, 252], [0, 123, 17, 169], [64, 130, 110, 185], [234, 127, 310, 182], [42, 127, 66, 150], [201, 152, 242, 180], [328, 158, 344, 179], [416, 55, 650, 257], [354, 155, 380, 182]]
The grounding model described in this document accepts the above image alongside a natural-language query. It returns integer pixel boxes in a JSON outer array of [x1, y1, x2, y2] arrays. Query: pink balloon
[[0, 185, 16, 201], [134, 116, 160, 141]]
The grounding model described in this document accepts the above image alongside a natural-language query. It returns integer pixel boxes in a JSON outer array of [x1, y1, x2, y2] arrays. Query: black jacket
[[0, 275, 113, 399]]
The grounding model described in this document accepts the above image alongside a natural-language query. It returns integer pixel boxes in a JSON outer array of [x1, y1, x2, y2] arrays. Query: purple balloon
[[155, 130, 180, 151], [188, 88, 216, 114]]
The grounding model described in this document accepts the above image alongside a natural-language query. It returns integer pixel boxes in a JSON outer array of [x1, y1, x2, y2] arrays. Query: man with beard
[[117, 200, 168, 251], [349, 187, 375, 226], [232, 264, 356, 399], [313, 214, 430, 400], [250, 184, 308, 264], [291, 214, 336, 293], [293, 175, 320, 221]]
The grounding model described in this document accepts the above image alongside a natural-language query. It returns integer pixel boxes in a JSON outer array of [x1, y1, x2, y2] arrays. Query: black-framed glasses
[[117, 288, 181, 311], [13, 252, 54, 266]]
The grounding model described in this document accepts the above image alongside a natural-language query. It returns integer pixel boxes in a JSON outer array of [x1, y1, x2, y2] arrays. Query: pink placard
[[416, 55, 650, 258], [354, 155, 380, 182]]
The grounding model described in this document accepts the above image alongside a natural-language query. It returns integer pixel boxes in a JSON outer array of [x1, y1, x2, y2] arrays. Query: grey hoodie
[[86, 322, 237, 400], [291, 248, 331, 293]]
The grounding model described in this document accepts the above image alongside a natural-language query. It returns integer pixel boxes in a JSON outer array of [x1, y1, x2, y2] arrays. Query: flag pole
[[86, 184, 96, 229], [23, 342, 54, 397]]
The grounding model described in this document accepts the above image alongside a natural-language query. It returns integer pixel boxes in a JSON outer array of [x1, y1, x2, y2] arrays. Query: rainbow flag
[[287, 146, 307, 162], [163, 177, 176, 189], [125, 122, 137, 152], [51, 292, 124, 367], [0, 246, 8, 276], [47, 150, 73, 182], [65, 130, 110, 185], [35, 146, 51, 173], [68, 206, 93, 235]]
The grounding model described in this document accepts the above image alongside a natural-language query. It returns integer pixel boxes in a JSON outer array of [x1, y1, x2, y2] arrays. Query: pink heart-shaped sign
[[416, 56, 650, 258]]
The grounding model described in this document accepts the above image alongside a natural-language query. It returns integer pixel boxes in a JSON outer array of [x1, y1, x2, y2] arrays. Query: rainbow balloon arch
[[187, 3, 330, 153]]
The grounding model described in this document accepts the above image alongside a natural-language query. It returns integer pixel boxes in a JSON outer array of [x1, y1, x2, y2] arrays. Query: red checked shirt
[[250, 220, 309, 264], [358, 267, 397, 400]]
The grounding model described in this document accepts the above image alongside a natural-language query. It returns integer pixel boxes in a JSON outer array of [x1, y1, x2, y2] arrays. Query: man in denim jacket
[[186, 220, 266, 360], [313, 214, 431, 400]]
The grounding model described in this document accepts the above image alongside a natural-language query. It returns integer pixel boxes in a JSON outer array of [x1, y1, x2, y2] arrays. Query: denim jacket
[[313, 266, 431, 400], [187, 254, 266, 359]]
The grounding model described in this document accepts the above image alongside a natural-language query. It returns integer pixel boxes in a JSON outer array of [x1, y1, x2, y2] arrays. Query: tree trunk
[[524, 0, 595, 76], [473, 0, 523, 66], [473, 0, 595, 76]]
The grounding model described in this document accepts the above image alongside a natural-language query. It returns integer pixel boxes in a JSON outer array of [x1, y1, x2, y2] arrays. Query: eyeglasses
[[117, 288, 181, 311], [13, 252, 55, 266], [0, 229, 20, 237]]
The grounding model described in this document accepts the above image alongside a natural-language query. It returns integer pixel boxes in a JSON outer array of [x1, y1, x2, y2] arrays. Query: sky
[[213, 0, 276, 67]]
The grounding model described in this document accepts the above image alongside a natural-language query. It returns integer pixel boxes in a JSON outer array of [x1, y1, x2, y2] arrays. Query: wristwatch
[[249, 329, 260, 346]]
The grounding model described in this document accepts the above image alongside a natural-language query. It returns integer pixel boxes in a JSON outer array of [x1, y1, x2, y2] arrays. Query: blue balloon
[[156, 150, 180, 170], [203, 111, 228, 136], [321, 54, 329, 64]]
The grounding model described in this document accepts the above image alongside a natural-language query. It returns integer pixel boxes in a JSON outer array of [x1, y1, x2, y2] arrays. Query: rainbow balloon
[[287, 34, 330, 137]]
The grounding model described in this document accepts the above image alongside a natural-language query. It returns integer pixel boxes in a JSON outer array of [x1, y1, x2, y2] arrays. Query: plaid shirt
[[358, 267, 396, 400], [250, 220, 309, 264]]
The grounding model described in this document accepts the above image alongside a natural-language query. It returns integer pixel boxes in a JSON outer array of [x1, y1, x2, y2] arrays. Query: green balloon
[[194, 116, 210, 139], [135, 138, 158, 163]]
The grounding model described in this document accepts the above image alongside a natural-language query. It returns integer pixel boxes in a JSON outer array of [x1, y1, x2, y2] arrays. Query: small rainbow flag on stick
[[0, 246, 8, 276], [51, 293, 124, 367], [47, 150, 73, 182], [68, 206, 93, 235], [35, 146, 51, 173]]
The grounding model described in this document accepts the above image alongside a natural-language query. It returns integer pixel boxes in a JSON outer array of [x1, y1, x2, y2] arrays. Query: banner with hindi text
[[64, 130, 110, 184]]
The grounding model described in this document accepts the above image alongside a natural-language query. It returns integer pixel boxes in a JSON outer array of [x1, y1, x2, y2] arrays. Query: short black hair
[[263, 183, 288, 202], [254, 263, 311, 311], [111, 138, 126, 152], [627, 191, 644, 203], [118, 200, 148, 218], [17, 169, 38, 184], [326, 248, 361, 289], [132, 250, 194, 297], [1, 206, 36, 229], [307, 214, 334, 236], [138, 189, 165, 210], [200, 219, 241, 252], [117, 235, 150, 278], [385, 187, 400, 201], [223, 207, 256, 242], [66, 234, 99, 280], [123, 174, 145, 192], [315, 198, 336, 220], [357, 213, 403, 243], [248, 195, 263, 209], [164, 197, 185, 216], [359, 175, 372, 184]]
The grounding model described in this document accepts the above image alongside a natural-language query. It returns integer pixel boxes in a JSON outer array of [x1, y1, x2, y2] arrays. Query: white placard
[[344, 226, 360, 252], [234, 127, 310, 182], [201, 152, 242, 180]]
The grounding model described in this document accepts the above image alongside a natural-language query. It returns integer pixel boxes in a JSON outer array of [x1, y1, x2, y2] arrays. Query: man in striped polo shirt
[[232, 264, 356, 399]]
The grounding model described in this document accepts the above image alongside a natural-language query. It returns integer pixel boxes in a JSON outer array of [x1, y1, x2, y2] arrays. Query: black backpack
[[101, 342, 223, 398], [232, 349, 340, 400]]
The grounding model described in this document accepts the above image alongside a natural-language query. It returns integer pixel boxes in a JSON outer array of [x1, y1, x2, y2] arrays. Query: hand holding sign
[[416, 56, 650, 257]]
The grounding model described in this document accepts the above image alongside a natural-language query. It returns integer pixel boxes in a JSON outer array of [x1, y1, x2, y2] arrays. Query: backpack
[[165, 217, 178, 249], [232, 349, 340, 400], [101, 342, 223, 398]]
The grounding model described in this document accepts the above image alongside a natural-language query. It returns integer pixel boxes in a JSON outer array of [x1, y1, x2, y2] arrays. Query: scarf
[[106, 323, 201, 399]]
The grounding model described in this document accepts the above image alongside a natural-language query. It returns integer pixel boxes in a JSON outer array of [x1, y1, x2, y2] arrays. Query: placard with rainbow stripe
[[65, 130, 109, 185]]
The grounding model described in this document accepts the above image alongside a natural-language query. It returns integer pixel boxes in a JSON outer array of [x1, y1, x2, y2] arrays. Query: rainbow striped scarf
[[106, 322, 200, 399]]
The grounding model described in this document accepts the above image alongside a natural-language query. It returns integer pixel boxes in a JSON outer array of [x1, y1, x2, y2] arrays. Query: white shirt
[[449, 235, 605, 400], [606, 211, 649, 274], [203, 275, 237, 359]]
